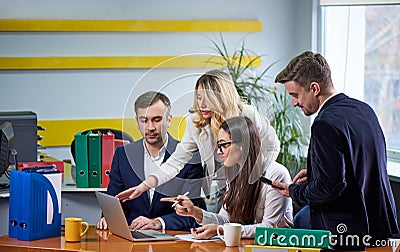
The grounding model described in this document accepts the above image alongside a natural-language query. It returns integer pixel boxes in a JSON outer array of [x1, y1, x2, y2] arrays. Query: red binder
[[101, 131, 115, 188], [114, 139, 129, 149], [18, 161, 64, 182]]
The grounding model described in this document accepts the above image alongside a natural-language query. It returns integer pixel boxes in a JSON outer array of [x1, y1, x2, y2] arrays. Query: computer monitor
[[0, 111, 37, 162], [0, 121, 15, 179]]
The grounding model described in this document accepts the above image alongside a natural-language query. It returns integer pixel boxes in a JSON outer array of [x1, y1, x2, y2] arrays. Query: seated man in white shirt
[[97, 91, 206, 231]]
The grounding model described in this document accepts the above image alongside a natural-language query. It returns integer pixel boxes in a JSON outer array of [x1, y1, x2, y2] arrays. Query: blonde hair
[[191, 69, 244, 136]]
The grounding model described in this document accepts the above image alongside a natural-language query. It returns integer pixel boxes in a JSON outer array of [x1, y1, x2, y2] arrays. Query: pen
[[171, 191, 189, 208]]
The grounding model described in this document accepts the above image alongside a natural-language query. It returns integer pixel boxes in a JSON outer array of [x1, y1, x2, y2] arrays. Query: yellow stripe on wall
[[39, 117, 187, 147], [0, 55, 261, 70], [0, 19, 262, 32]]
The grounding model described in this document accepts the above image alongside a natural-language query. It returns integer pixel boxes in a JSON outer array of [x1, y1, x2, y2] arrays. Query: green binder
[[88, 131, 102, 188], [74, 131, 89, 188], [255, 227, 331, 250]]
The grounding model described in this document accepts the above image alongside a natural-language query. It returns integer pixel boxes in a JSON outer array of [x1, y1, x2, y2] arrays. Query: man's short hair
[[275, 51, 333, 90], [134, 91, 171, 115]]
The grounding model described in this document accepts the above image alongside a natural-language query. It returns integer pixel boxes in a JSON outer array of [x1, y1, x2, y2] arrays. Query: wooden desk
[[0, 226, 254, 252], [0, 226, 397, 252]]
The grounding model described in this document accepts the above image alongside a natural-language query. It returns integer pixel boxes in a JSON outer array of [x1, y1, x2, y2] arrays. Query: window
[[320, 2, 400, 160]]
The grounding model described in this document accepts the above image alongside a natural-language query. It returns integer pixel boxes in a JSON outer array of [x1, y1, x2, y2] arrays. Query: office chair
[[70, 128, 134, 164]]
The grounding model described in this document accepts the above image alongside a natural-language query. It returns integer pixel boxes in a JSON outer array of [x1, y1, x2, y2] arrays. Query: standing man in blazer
[[273, 51, 398, 250], [97, 91, 205, 231]]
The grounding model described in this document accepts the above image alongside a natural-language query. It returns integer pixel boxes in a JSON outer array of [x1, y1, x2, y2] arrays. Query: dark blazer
[[289, 93, 398, 249], [106, 134, 206, 231]]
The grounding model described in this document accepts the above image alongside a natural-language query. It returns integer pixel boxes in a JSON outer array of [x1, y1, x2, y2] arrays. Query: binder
[[9, 170, 62, 241], [254, 227, 331, 249], [245, 245, 327, 252], [101, 131, 115, 188], [88, 131, 102, 188], [74, 131, 90, 188]]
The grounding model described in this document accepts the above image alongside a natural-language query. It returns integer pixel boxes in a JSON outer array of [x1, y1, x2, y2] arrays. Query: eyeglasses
[[216, 141, 233, 153]]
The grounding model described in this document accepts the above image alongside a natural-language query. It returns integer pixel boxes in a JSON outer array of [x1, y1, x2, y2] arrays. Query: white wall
[[0, 0, 313, 160]]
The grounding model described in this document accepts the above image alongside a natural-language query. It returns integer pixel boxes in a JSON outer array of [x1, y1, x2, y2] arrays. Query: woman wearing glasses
[[117, 69, 280, 204], [166, 116, 293, 238]]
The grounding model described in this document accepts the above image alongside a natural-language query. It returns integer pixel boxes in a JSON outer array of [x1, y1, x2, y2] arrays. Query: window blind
[[320, 0, 400, 6]]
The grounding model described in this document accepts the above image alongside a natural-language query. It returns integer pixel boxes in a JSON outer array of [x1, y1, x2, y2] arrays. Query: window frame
[[317, 0, 400, 162]]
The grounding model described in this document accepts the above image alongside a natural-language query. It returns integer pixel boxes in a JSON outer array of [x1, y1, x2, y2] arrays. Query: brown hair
[[134, 91, 171, 115], [275, 51, 333, 90], [220, 116, 263, 224]]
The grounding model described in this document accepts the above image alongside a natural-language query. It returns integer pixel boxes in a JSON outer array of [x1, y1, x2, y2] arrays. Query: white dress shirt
[[143, 138, 168, 204], [143, 138, 168, 230]]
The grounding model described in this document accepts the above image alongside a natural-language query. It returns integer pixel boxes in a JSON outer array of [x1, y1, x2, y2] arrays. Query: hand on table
[[191, 224, 218, 240], [96, 217, 108, 230], [130, 216, 162, 230]]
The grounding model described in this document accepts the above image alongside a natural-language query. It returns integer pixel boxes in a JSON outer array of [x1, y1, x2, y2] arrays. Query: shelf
[[62, 185, 107, 192], [0, 55, 261, 70], [0, 19, 262, 32]]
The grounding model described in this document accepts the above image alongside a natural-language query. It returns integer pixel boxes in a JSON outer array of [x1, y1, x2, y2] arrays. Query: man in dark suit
[[273, 51, 399, 250], [97, 91, 205, 231]]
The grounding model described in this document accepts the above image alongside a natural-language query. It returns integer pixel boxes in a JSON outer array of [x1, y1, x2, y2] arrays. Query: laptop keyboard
[[131, 230, 155, 239]]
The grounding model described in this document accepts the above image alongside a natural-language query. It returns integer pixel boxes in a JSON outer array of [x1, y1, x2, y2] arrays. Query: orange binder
[[101, 131, 115, 188]]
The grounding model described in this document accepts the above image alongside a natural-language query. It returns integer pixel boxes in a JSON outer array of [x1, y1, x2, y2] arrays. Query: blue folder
[[8, 170, 61, 241]]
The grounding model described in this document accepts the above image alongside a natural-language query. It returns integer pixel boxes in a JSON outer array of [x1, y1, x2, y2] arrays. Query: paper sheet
[[174, 234, 220, 243], [44, 173, 62, 224]]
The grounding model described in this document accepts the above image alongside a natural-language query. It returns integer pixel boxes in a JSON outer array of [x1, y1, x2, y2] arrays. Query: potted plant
[[208, 34, 308, 176], [269, 86, 308, 176]]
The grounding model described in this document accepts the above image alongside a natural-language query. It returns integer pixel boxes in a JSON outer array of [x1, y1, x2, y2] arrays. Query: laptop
[[95, 191, 176, 242]]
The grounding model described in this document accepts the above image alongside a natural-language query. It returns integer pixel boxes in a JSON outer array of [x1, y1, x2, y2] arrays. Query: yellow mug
[[64, 217, 89, 242]]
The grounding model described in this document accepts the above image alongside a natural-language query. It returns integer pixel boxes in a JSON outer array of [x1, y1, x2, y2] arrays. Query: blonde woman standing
[[117, 69, 280, 202]]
